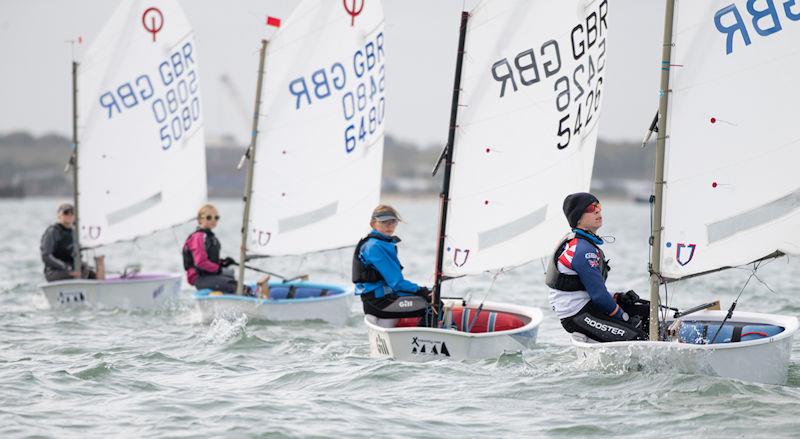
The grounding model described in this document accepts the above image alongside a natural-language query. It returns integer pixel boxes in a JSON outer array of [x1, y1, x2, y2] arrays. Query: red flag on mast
[[266, 16, 281, 28]]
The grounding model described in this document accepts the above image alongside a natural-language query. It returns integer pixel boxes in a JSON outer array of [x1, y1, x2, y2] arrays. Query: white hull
[[365, 301, 543, 362], [193, 287, 354, 326], [571, 310, 799, 385], [39, 273, 183, 311]]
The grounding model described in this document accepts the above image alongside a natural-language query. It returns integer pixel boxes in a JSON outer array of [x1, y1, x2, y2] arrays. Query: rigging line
[[742, 258, 778, 295], [647, 195, 654, 272], [752, 272, 778, 295], [171, 226, 179, 246], [295, 253, 308, 275], [726, 257, 780, 295], [466, 270, 501, 333], [662, 274, 668, 319], [658, 272, 669, 339], [709, 260, 762, 343], [337, 250, 345, 282], [455, 279, 472, 304], [732, 255, 780, 272], [649, 192, 668, 338]]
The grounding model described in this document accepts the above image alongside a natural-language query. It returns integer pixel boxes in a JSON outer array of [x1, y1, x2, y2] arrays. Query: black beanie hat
[[563, 192, 599, 228]]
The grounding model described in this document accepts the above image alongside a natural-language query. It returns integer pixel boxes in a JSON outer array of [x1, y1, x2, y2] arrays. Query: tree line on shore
[[0, 131, 653, 198]]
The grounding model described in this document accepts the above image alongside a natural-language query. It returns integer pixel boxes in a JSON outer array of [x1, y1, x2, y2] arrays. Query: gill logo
[[453, 248, 470, 267], [676, 243, 696, 266]]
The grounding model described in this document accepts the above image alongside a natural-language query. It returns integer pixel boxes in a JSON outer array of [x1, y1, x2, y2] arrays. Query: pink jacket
[[183, 229, 221, 285]]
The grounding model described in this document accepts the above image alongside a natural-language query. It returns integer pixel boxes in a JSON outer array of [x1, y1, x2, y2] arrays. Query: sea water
[[2, 198, 799, 437]]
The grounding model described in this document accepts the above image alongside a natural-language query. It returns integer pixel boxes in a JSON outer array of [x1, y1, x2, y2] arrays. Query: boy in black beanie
[[544, 192, 650, 342], [562, 192, 599, 228]]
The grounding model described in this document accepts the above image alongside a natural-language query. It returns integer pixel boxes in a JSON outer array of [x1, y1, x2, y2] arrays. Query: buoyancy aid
[[51, 224, 75, 266], [545, 229, 610, 291], [182, 228, 221, 275], [352, 233, 401, 283]]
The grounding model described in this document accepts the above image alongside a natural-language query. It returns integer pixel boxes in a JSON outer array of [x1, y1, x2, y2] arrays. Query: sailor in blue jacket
[[545, 192, 649, 342], [353, 205, 431, 320]]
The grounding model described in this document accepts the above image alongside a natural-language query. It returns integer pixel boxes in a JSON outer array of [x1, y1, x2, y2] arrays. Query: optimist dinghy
[[193, 0, 385, 324], [39, 0, 207, 310], [574, 0, 799, 385], [367, 300, 542, 361], [366, 0, 607, 361], [41, 273, 182, 310], [194, 281, 352, 325], [573, 310, 798, 385]]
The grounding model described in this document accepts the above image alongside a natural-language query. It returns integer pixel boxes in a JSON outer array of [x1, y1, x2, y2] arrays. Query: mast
[[71, 61, 82, 273], [236, 39, 269, 295], [432, 11, 469, 327], [648, 0, 676, 340]]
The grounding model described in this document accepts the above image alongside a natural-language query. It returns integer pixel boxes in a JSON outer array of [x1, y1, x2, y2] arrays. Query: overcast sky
[[0, 0, 665, 147]]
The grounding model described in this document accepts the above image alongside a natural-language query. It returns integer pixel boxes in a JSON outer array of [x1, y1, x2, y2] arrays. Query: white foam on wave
[[202, 314, 248, 344], [30, 290, 50, 310]]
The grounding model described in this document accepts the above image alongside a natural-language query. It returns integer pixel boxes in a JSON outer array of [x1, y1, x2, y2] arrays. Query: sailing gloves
[[416, 286, 432, 298], [220, 257, 236, 267], [626, 315, 644, 331], [614, 290, 641, 307]]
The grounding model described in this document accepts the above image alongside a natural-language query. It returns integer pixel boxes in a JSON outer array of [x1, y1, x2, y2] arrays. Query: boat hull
[[365, 301, 543, 362], [193, 281, 353, 325], [571, 310, 799, 385], [39, 273, 183, 310]]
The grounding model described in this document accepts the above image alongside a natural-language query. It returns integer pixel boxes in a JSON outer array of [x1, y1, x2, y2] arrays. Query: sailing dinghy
[[193, 0, 386, 324], [366, 0, 609, 361], [39, 0, 207, 310], [573, 0, 799, 385]]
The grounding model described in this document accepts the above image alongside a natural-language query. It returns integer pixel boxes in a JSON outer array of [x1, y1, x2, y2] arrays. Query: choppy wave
[[2, 198, 800, 437]]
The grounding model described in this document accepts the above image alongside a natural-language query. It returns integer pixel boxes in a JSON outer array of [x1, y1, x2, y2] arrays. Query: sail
[[246, 0, 385, 256], [77, 0, 207, 248], [659, 0, 800, 279], [442, 0, 609, 277]]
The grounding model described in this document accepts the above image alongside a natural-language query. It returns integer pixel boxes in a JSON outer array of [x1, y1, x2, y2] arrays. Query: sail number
[[97, 41, 202, 151], [342, 66, 385, 153], [489, 0, 607, 150], [554, 55, 605, 150], [287, 32, 385, 154], [152, 42, 201, 150], [715, 0, 800, 55]]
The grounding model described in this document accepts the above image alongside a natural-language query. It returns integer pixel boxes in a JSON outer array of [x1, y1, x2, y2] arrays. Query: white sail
[[246, 0, 385, 256], [77, 0, 207, 248], [442, 0, 609, 277], [659, 0, 800, 279]]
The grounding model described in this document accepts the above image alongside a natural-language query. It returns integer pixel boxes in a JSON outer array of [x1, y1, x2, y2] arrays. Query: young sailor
[[353, 205, 432, 320], [546, 192, 649, 342], [182, 204, 252, 295], [40, 203, 96, 281]]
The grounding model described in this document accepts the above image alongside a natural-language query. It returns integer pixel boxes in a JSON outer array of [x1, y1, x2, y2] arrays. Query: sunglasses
[[62, 209, 75, 215], [379, 219, 399, 225], [204, 215, 220, 221], [585, 202, 601, 214]]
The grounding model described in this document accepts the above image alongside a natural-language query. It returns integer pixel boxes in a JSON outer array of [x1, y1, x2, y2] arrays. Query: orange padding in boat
[[395, 307, 526, 333]]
